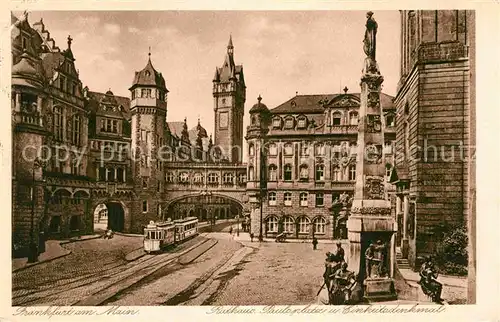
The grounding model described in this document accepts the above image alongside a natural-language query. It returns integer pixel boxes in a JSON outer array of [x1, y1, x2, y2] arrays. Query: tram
[[143, 217, 199, 253]]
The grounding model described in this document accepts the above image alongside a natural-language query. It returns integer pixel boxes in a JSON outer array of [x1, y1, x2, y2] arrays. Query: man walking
[[312, 237, 318, 250]]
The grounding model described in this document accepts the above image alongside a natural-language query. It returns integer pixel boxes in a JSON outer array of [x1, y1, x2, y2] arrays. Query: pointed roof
[[129, 52, 168, 91], [216, 35, 243, 83], [62, 35, 75, 61], [250, 95, 269, 114]]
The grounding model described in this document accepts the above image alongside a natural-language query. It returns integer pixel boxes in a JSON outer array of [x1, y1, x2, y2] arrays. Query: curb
[[60, 235, 102, 245], [12, 248, 72, 273], [114, 232, 144, 238]]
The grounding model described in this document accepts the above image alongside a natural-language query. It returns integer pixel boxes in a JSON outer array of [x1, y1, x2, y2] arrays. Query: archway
[[93, 202, 125, 232], [165, 194, 243, 224]]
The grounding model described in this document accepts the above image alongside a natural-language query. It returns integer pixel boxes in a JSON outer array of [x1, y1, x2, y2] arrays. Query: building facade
[[246, 90, 397, 240], [11, 13, 248, 257], [391, 10, 475, 270]]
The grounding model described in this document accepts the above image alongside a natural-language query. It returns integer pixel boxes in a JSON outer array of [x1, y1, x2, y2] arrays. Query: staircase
[[396, 247, 411, 270]]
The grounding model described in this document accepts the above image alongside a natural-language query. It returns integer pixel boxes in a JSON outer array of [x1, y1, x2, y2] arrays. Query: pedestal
[[364, 278, 397, 302]]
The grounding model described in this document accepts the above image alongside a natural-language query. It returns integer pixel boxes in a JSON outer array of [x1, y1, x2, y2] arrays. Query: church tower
[[213, 35, 246, 163], [129, 51, 168, 231]]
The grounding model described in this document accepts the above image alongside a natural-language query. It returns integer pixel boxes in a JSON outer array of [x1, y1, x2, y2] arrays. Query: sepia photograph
[[9, 9, 477, 309]]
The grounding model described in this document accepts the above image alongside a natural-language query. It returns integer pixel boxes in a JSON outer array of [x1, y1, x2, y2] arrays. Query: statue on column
[[365, 240, 387, 278], [363, 11, 380, 74]]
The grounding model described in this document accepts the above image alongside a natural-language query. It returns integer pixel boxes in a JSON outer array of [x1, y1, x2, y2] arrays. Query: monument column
[[346, 11, 397, 302]]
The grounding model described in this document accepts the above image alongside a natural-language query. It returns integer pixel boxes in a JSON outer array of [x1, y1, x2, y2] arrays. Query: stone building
[[246, 90, 397, 240], [11, 13, 248, 257], [390, 10, 475, 270]]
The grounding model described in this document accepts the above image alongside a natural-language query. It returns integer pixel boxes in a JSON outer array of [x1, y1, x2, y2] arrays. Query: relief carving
[[365, 144, 382, 164], [350, 206, 390, 216], [366, 115, 382, 133], [364, 176, 385, 200], [368, 92, 380, 109]]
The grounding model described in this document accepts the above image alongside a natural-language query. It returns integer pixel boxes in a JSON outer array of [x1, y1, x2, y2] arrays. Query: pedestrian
[[250, 232, 254, 242], [229, 226, 233, 235], [313, 237, 318, 250]]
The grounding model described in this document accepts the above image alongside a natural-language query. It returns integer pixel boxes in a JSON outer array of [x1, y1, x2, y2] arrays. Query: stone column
[[123, 168, 126, 182], [15, 92, 21, 112], [37, 96, 43, 126], [402, 194, 409, 258], [346, 11, 396, 302]]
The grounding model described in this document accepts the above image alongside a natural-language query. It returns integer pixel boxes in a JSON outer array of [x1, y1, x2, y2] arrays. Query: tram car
[[143, 220, 176, 253], [143, 217, 199, 253], [174, 216, 199, 241]]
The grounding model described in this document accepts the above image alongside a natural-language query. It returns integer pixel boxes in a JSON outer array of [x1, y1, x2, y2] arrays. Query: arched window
[[298, 217, 311, 233], [266, 216, 278, 233], [332, 112, 342, 126], [299, 164, 309, 180], [313, 217, 326, 234], [249, 143, 255, 156], [72, 115, 81, 145], [248, 167, 254, 181], [251, 115, 257, 125], [268, 164, 277, 181], [284, 192, 292, 206], [386, 114, 395, 127], [283, 217, 294, 233], [268, 143, 278, 156], [193, 172, 203, 184], [315, 164, 325, 181], [284, 164, 292, 181], [284, 143, 293, 155], [349, 112, 359, 125], [315, 143, 325, 156], [300, 192, 308, 207], [268, 191, 277, 206]]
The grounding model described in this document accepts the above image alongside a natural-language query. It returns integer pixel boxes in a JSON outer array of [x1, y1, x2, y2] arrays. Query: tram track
[[13, 235, 211, 306]]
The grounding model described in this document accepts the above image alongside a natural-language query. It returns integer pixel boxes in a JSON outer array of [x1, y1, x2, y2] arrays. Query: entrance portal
[[166, 194, 242, 223], [93, 202, 125, 232]]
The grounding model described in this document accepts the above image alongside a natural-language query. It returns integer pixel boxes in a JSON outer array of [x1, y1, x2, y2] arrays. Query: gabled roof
[[166, 121, 184, 138], [87, 90, 131, 120], [271, 92, 395, 114]]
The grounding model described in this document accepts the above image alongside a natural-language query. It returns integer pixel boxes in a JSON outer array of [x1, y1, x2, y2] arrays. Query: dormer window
[[272, 118, 281, 129], [332, 112, 342, 126], [145, 70, 151, 77], [284, 117, 294, 129], [291, 101, 297, 107], [297, 117, 307, 129]]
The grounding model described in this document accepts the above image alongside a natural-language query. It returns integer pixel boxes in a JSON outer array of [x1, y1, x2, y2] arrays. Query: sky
[[24, 10, 401, 137]]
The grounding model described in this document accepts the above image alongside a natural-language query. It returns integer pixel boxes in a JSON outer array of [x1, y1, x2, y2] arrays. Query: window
[[208, 173, 219, 184], [157, 182, 162, 192], [300, 142, 310, 156], [332, 112, 342, 125], [71, 159, 79, 175], [313, 217, 326, 234], [272, 118, 281, 128], [54, 106, 64, 140], [300, 192, 308, 207], [251, 116, 257, 126], [223, 173, 234, 184], [284, 118, 294, 129], [284, 143, 293, 155], [266, 216, 278, 233], [284, 192, 292, 206], [166, 172, 174, 183], [21, 35, 28, 50], [315, 193, 324, 207], [142, 177, 148, 188], [386, 114, 395, 127], [297, 118, 307, 129], [142, 200, 148, 213], [249, 144, 255, 156], [332, 166, 341, 181], [315, 143, 325, 156], [284, 164, 292, 181], [70, 216, 79, 231], [350, 112, 359, 125], [268, 192, 277, 206], [59, 75, 67, 92], [248, 167, 254, 181], [384, 142, 393, 154], [72, 115, 81, 145], [386, 165, 392, 180], [117, 168, 124, 182], [102, 119, 118, 133], [49, 216, 61, 233], [268, 143, 278, 156], [349, 165, 356, 181], [237, 173, 246, 184], [283, 217, 294, 233], [179, 172, 189, 183], [298, 217, 310, 233], [194, 173, 203, 184], [268, 165, 277, 181], [299, 165, 308, 180], [315, 164, 325, 181]]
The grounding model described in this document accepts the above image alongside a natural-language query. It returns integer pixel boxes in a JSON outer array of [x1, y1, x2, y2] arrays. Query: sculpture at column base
[[363, 278, 397, 302]]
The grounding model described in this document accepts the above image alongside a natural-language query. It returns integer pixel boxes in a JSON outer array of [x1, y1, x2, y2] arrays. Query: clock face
[[219, 112, 228, 128]]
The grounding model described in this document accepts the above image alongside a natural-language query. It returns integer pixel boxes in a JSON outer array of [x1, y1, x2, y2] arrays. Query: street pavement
[[12, 225, 467, 306]]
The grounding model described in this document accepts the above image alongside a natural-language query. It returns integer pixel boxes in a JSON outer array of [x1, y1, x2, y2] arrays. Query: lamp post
[[28, 157, 45, 263]]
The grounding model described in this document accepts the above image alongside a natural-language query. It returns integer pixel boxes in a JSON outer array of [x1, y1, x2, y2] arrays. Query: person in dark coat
[[250, 232, 254, 242], [334, 242, 345, 262], [312, 237, 318, 250]]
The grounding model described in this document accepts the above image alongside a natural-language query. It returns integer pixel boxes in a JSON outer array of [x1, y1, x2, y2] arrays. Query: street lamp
[[236, 214, 240, 236], [28, 157, 45, 263]]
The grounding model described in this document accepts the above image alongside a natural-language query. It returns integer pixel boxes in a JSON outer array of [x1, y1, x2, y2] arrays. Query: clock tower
[[213, 35, 246, 163]]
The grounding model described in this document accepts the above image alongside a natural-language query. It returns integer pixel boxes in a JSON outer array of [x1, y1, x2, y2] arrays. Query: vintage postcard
[[1, 1, 499, 321]]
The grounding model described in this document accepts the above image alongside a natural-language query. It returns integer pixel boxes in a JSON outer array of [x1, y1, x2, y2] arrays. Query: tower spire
[[227, 34, 234, 55]]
